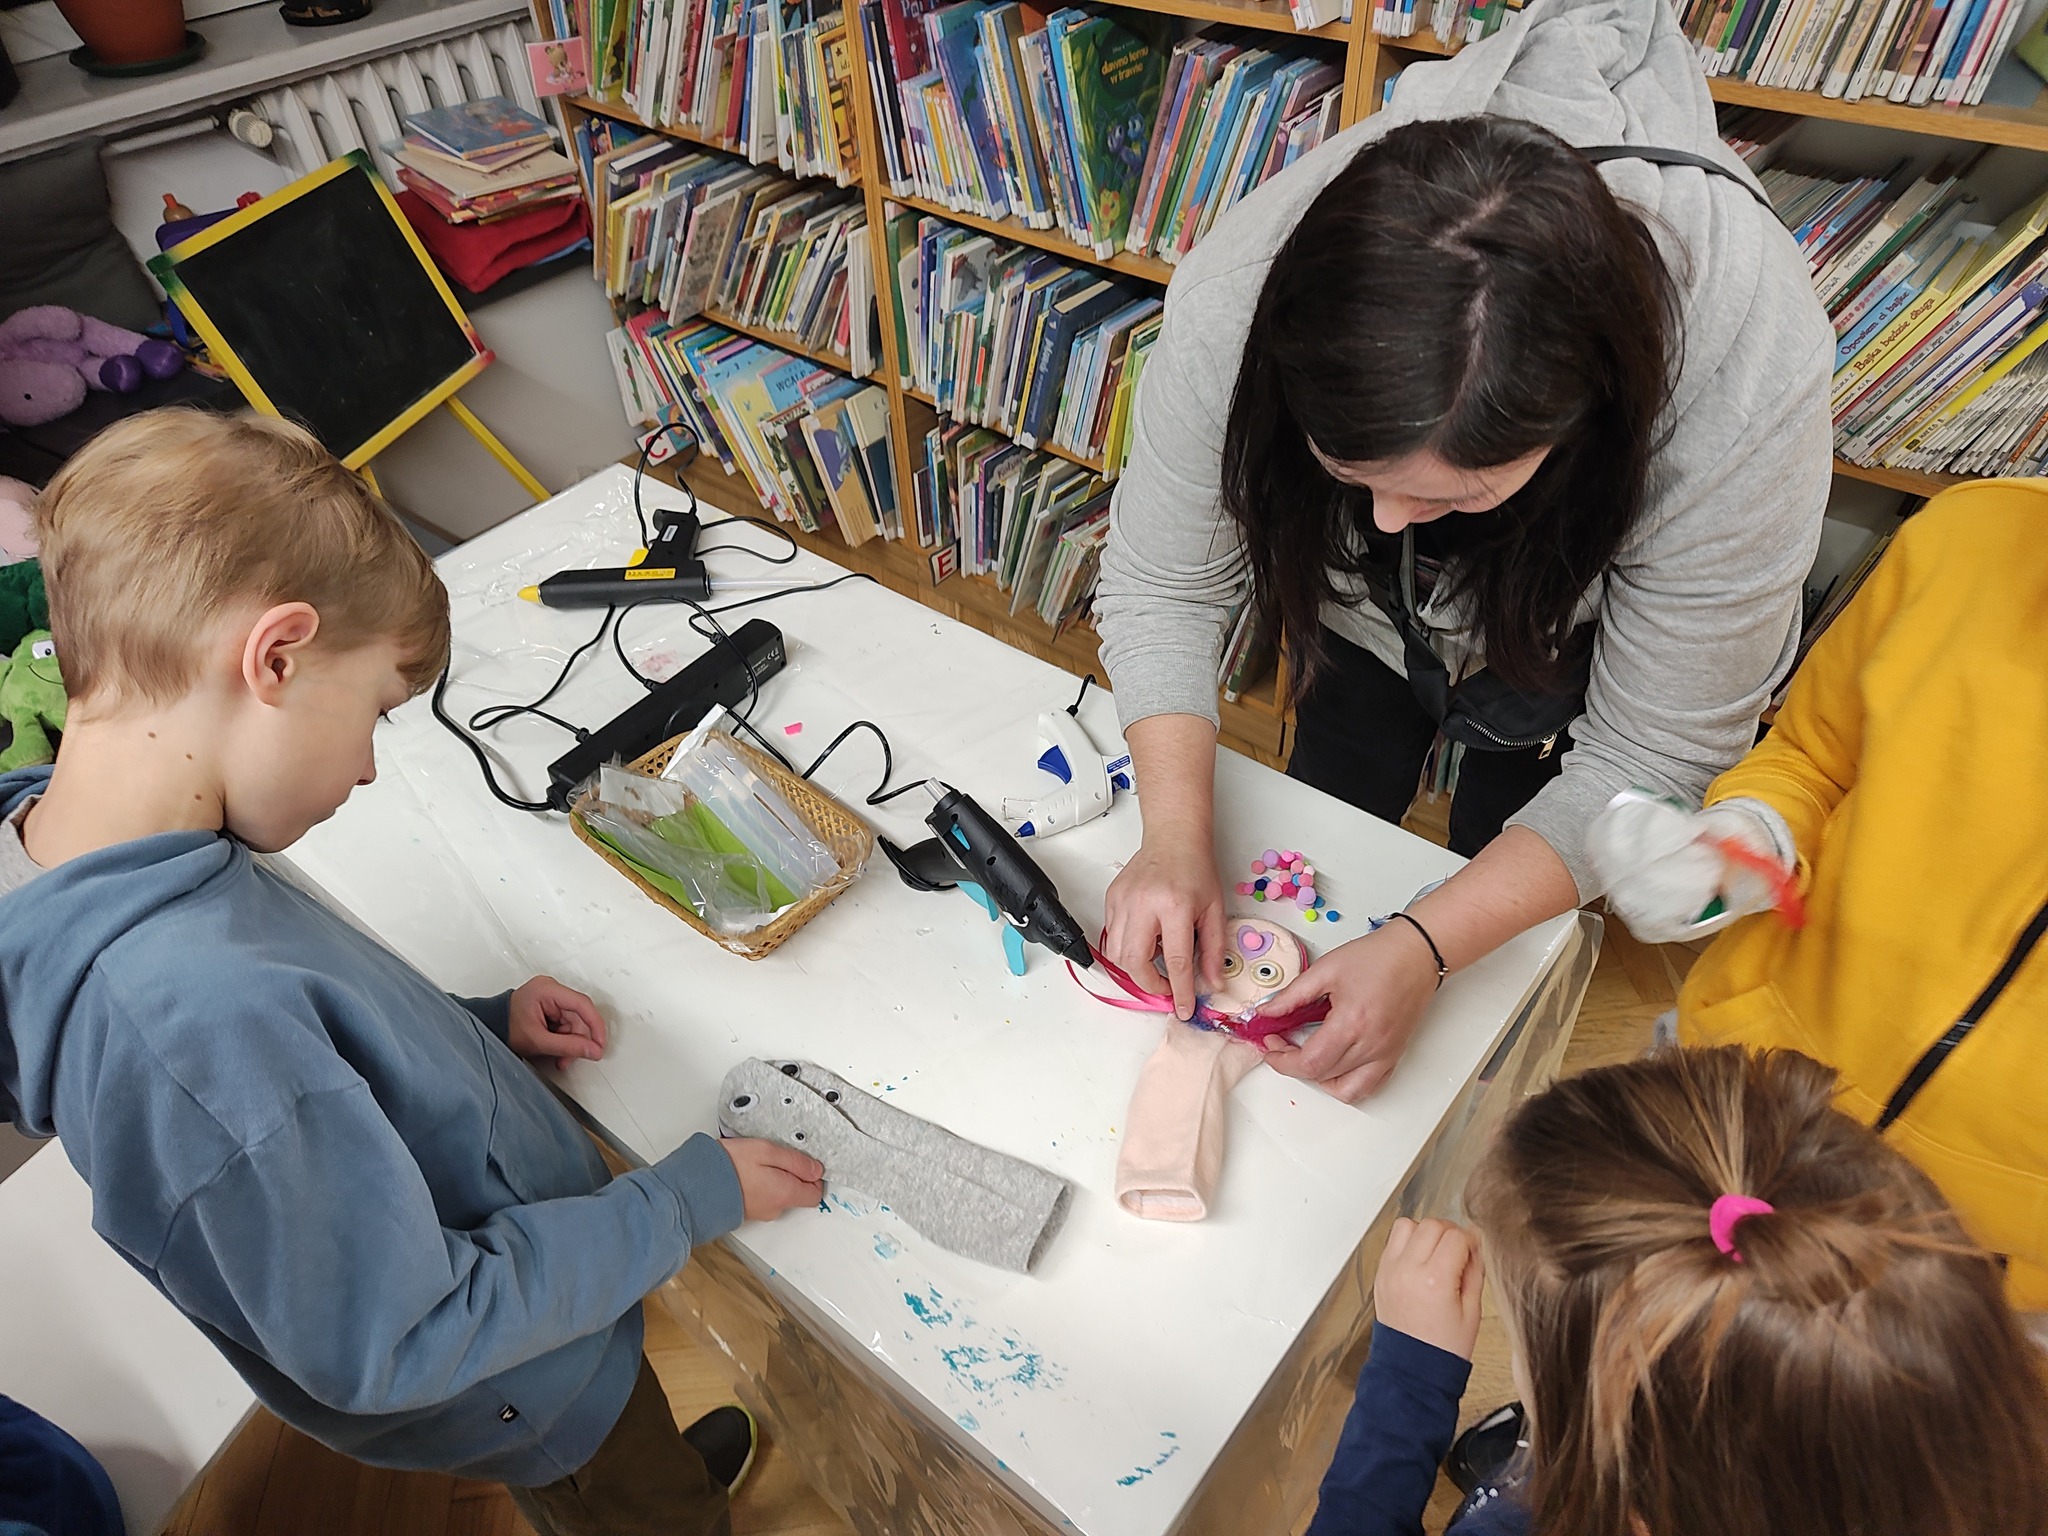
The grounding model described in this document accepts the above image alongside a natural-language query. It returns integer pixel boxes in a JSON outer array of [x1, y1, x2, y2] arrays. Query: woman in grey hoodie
[[1093, 0, 1833, 1101]]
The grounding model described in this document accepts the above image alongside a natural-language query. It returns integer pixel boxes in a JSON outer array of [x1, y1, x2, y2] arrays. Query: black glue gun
[[520, 507, 710, 608], [881, 783, 1094, 976]]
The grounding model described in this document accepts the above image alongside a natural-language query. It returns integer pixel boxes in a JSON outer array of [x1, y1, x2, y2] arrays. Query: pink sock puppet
[[1114, 920, 1308, 1222]]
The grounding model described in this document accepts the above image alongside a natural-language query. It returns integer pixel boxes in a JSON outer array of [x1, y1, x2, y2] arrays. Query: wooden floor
[[159, 793, 1690, 1536]]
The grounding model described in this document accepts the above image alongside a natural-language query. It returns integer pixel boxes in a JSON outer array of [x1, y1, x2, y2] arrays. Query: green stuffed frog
[[0, 628, 64, 771]]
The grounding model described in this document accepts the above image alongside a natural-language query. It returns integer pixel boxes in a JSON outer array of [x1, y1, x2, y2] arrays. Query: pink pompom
[[1250, 860, 1266, 874], [1235, 882, 1254, 896]]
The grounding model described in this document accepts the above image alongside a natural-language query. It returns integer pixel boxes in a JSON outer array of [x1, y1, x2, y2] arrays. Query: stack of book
[[584, 128, 878, 374], [890, 211, 1161, 466], [1728, 104, 2048, 478], [395, 98, 582, 222], [1128, 36, 1341, 262], [1831, 182, 2048, 476], [613, 312, 903, 541], [859, 0, 1340, 265], [919, 422, 1111, 625], [1674, 0, 2027, 103], [558, 0, 858, 185]]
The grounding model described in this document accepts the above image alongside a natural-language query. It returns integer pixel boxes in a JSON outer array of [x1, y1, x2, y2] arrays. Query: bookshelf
[[541, 0, 2040, 764]]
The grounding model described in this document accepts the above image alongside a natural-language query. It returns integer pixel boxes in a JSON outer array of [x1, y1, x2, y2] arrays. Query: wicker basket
[[570, 732, 875, 960]]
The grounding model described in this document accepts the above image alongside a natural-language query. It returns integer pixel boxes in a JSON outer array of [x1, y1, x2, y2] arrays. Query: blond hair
[[34, 409, 449, 707], [1468, 1046, 2048, 1536]]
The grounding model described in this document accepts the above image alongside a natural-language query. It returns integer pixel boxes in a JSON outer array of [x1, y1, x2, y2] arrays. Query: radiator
[[253, 20, 540, 188]]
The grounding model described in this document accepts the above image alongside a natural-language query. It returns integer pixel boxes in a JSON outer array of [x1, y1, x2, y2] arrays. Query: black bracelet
[[1388, 911, 1448, 990]]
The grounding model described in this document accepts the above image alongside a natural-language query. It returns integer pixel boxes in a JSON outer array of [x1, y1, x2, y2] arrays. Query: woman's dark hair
[[1222, 115, 1680, 693]]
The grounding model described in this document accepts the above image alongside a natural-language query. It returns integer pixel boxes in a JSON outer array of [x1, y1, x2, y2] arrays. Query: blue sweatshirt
[[0, 768, 744, 1486], [1306, 1323, 1528, 1536]]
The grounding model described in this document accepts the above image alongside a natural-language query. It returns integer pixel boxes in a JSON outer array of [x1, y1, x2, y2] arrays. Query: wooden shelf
[[889, 192, 1178, 285], [1106, 0, 1352, 38], [703, 305, 867, 379], [1373, 26, 1459, 55], [902, 387, 1108, 475], [1830, 456, 1972, 498], [1375, 30, 2048, 154], [1706, 75, 2048, 152]]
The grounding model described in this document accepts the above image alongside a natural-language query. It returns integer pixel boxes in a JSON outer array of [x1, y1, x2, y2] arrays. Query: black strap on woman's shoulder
[[1578, 144, 1777, 213]]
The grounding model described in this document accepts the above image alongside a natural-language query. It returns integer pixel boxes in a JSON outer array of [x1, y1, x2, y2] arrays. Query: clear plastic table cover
[[287, 466, 1598, 1536]]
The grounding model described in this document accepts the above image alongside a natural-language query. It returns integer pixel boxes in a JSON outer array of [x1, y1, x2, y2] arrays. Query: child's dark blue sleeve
[[455, 992, 513, 1044], [1303, 1322, 1471, 1536]]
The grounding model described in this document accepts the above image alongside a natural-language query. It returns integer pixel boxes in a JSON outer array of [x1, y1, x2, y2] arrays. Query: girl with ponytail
[[1306, 1047, 2048, 1536]]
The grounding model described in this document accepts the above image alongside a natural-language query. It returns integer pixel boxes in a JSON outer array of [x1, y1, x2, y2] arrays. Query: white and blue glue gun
[[1004, 710, 1134, 839]]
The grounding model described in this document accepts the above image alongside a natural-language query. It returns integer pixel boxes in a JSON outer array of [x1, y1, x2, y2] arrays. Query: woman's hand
[[506, 975, 608, 1070], [1257, 920, 1443, 1101], [1374, 1217, 1485, 1360], [1103, 837, 1226, 1019], [1105, 712, 1226, 1019]]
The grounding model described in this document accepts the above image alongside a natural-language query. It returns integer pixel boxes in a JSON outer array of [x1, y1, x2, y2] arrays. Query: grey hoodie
[[1093, 0, 1833, 899]]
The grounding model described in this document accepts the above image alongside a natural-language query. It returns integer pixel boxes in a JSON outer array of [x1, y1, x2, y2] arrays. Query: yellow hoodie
[[1679, 479, 2048, 1306]]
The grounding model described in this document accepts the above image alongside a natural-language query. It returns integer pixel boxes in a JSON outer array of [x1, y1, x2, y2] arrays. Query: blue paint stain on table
[[1116, 1433, 1181, 1488]]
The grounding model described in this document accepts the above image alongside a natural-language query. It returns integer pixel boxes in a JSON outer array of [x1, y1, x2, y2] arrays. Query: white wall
[[103, 127, 634, 542]]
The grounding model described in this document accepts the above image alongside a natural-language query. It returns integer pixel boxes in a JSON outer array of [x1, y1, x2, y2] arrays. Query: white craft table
[[0, 1143, 255, 1536], [289, 465, 1599, 1536]]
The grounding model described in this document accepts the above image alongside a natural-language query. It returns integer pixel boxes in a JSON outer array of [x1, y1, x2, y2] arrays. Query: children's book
[[405, 98, 553, 162]]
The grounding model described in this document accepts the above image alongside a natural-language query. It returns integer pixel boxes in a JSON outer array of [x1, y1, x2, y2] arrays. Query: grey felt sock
[[717, 1058, 1072, 1274]]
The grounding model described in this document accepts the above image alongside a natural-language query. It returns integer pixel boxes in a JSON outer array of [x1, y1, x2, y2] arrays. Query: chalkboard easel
[[148, 150, 546, 501]]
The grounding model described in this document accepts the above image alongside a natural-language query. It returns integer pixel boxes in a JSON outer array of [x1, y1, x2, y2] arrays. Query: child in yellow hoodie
[[1590, 478, 2048, 1307]]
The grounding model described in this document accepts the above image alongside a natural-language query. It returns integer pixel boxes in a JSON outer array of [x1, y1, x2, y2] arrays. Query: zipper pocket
[[1458, 715, 1562, 753], [1876, 893, 2048, 1133]]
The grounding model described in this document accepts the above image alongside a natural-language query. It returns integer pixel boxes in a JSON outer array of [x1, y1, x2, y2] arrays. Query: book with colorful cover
[[1052, 8, 1170, 255], [405, 97, 553, 162]]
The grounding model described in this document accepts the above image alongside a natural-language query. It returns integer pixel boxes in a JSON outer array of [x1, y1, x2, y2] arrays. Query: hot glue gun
[[880, 783, 1095, 977], [520, 507, 711, 608], [1003, 710, 1134, 839]]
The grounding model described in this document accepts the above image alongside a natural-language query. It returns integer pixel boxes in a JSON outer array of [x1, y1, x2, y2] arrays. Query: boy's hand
[[722, 1137, 826, 1222], [1374, 1217, 1484, 1360], [507, 976, 608, 1071]]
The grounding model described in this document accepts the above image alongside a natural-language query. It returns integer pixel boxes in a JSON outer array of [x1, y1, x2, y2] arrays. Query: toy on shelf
[[0, 630, 64, 771], [1236, 848, 1341, 923], [0, 306, 184, 428]]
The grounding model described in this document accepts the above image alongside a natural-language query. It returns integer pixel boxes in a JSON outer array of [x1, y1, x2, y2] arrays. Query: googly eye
[[31, 639, 54, 661], [779, 1063, 801, 1077], [825, 1090, 840, 1103], [730, 1094, 754, 1111], [794, 1131, 806, 1142], [1220, 953, 1242, 978], [1253, 961, 1282, 986], [782, 1097, 794, 1106]]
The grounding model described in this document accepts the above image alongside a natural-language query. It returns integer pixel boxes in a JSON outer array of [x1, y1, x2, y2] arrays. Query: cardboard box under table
[[286, 466, 1599, 1536]]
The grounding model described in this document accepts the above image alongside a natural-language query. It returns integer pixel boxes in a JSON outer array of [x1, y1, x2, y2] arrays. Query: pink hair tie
[[1709, 1194, 1774, 1263]]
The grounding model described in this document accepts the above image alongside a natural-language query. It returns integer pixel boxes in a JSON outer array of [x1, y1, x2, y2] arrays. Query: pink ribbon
[[1071, 946, 1330, 1045]]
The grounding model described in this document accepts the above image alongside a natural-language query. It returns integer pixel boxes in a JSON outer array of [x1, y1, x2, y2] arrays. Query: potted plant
[[55, 0, 200, 75]]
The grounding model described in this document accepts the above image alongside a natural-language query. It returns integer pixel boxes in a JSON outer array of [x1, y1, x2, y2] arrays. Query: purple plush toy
[[0, 305, 184, 428]]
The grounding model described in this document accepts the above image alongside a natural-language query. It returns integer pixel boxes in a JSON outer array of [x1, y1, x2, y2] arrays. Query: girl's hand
[[1103, 835, 1226, 1020], [1374, 1217, 1484, 1360], [1256, 920, 1441, 1101], [506, 975, 608, 1070]]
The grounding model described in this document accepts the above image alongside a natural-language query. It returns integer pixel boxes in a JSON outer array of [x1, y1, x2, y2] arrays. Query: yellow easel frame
[[150, 152, 548, 501]]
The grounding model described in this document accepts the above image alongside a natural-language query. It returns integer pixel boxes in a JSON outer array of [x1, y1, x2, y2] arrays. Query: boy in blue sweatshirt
[[0, 409, 825, 1536]]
